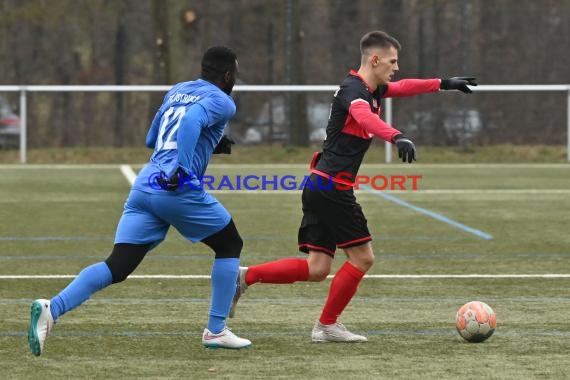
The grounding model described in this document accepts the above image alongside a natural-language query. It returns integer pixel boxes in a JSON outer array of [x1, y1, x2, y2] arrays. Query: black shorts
[[298, 174, 372, 256]]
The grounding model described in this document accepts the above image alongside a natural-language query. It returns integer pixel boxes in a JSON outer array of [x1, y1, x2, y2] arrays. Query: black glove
[[213, 135, 235, 154], [394, 134, 416, 163], [440, 76, 477, 94], [156, 167, 187, 191]]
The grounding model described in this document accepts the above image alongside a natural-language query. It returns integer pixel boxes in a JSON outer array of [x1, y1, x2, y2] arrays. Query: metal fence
[[0, 84, 568, 163]]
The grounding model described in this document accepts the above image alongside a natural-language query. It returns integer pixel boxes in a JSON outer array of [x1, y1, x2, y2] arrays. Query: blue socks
[[50, 262, 113, 321], [207, 258, 239, 334], [48, 258, 238, 334]]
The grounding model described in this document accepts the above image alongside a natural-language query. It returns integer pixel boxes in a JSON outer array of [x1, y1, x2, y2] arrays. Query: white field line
[[120, 164, 137, 185], [1, 274, 569, 280]]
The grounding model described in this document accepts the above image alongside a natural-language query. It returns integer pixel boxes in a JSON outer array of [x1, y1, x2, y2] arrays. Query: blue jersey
[[133, 79, 236, 193]]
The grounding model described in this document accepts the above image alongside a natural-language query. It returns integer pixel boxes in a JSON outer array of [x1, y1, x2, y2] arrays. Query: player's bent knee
[[346, 246, 375, 272], [202, 219, 243, 259], [214, 234, 242, 259], [361, 254, 375, 269], [308, 267, 330, 282], [105, 243, 152, 284], [351, 255, 374, 273]]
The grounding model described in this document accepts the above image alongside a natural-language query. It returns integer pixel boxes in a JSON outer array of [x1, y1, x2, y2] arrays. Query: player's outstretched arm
[[440, 77, 478, 94]]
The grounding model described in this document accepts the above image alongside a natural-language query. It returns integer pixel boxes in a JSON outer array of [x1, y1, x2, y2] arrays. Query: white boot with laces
[[202, 327, 251, 349], [311, 320, 368, 343]]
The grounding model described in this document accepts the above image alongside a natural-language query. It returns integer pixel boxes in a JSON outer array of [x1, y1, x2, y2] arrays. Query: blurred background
[[0, 0, 568, 152]]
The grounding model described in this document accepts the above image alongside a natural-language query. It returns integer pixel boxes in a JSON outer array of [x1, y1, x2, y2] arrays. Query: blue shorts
[[114, 189, 231, 245]]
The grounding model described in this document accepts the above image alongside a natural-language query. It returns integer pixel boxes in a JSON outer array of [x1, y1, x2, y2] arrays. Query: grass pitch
[[1, 164, 569, 379]]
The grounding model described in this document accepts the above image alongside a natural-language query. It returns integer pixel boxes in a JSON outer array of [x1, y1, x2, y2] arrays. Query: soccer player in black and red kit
[[232, 31, 477, 342]]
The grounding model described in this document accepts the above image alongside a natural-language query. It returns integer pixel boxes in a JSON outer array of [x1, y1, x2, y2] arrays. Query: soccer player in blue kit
[[27, 46, 251, 355]]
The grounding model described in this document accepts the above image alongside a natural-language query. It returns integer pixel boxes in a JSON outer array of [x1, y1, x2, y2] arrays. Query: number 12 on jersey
[[156, 106, 186, 151]]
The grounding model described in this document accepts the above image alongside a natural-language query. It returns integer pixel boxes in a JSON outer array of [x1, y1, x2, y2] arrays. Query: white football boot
[[28, 299, 55, 356], [311, 321, 368, 343], [229, 266, 248, 318], [202, 327, 251, 349]]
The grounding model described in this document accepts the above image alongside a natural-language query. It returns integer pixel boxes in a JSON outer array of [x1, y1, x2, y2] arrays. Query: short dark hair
[[360, 31, 401, 54], [201, 46, 237, 81]]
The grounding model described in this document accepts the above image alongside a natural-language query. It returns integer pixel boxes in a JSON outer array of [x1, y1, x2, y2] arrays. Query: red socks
[[319, 261, 365, 325], [245, 258, 309, 285], [245, 258, 365, 325]]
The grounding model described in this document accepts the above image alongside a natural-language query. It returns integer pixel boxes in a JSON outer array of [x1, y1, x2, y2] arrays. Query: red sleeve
[[384, 78, 441, 98], [349, 99, 401, 143]]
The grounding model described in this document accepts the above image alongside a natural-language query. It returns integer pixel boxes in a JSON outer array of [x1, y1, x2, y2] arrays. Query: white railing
[[1, 84, 569, 163]]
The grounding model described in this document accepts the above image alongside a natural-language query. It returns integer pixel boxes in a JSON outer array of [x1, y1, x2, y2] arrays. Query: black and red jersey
[[312, 70, 440, 184]]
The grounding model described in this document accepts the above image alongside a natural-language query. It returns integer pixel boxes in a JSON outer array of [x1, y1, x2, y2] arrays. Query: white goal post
[[1, 84, 569, 164]]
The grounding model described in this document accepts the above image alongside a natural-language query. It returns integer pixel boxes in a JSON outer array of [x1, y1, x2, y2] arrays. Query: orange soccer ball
[[456, 301, 497, 343]]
